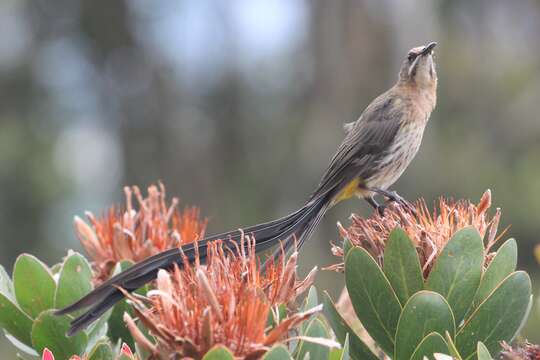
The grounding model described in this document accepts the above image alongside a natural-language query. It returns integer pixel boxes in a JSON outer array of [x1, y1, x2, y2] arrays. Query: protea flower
[[331, 189, 503, 275], [324, 190, 531, 360], [74, 183, 207, 282], [41, 343, 136, 360], [123, 235, 319, 359], [501, 341, 540, 360]]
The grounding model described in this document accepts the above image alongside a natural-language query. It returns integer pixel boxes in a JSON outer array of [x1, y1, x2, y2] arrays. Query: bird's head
[[398, 42, 437, 89]]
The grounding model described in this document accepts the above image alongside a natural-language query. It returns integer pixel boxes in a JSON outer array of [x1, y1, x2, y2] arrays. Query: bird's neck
[[396, 81, 437, 114]]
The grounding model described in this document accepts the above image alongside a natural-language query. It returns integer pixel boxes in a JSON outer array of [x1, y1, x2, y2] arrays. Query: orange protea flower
[[123, 236, 318, 359], [74, 183, 208, 282], [331, 190, 505, 275]]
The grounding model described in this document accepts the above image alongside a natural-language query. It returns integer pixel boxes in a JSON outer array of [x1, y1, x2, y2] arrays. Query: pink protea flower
[[501, 341, 540, 360], [41, 344, 137, 360], [42, 348, 55, 360]]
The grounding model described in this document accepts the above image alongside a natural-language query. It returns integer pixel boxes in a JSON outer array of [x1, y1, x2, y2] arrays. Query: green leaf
[[343, 238, 353, 260], [410, 332, 449, 360], [54, 252, 93, 316], [303, 286, 319, 312], [345, 247, 401, 355], [0, 266, 33, 346], [395, 291, 455, 360], [383, 228, 424, 305], [329, 334, 350, 360], [108, 261, 135, 349], [50, 263, 63, 275], [31, 310, 88, 359], [515, 294, 534, 340], [456, 271, 531, 359], [0, 264, 14, 300], [322, 292, 378, 360], [263, 345, 293, 360], [4, 331, 39, 356], [296, 318, 330, 360], [341, 334, 350, 360], [470, 239, 517, 312], [202, 345, 235, 359], [0, 293, 33, 346], [476, 342, 491, 360], [88, 340, 114, 360], [13, 254, 56, 318], [301, 286, 319, 333], [267, 303, 287, 329], [86, 308, 111, 352], [108, 296, 132, 346], [426, 227, 483, 323], [445, 331, 463, 360]]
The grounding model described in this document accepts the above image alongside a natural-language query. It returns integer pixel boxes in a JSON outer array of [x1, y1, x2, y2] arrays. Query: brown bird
[[57, 42, 438, 335]]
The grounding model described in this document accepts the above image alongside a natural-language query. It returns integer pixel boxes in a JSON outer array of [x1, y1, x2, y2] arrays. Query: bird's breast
[[366, 120, 426, 190]]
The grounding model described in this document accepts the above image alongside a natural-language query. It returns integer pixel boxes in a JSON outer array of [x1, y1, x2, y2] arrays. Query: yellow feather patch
[[334, 178, 361, 203]]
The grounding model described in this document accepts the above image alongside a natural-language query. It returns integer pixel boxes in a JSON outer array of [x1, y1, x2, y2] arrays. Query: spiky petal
[[331, 190, 504, 276], [123, 236, 318, 359], [74, 183, 208, 282]]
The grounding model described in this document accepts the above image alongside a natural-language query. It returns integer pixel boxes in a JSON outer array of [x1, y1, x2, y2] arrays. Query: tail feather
[[55, 207, 309, 317], [57, 195, 331, 335], [55, 247, 183, 315], [67, 291, 124, 335], [265, 198, 330, 263]]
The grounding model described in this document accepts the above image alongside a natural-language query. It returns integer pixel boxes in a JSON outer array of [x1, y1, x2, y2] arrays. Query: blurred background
[[1, 0, 540, 355]]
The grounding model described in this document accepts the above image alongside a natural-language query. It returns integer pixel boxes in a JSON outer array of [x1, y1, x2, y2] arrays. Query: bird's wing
[[343, 121, 355, 133], [311, 94, 403, 200]]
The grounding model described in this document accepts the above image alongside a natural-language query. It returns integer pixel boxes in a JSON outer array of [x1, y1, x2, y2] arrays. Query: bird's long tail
[[56, 194, 332, 335]]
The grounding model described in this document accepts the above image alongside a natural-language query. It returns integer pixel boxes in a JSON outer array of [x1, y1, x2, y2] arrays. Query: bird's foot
[[385, 191, 416, 214], [366, 196, 386, 215], [369, 188, 416, 215]]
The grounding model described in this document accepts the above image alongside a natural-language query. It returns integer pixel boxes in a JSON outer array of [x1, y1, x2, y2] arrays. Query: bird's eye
[[407, 53, 416, 62]]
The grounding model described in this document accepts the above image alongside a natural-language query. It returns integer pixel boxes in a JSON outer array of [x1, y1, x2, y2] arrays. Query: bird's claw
[[385, 191, 416, 215], [368, 188, 417, 216]]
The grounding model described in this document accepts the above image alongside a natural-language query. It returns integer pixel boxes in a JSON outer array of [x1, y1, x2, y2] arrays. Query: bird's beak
[[421, 42, 437, 56]]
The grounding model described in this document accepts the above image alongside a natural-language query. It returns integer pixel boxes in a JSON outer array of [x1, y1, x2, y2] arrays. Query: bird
[[57, 42, 438, 335]]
